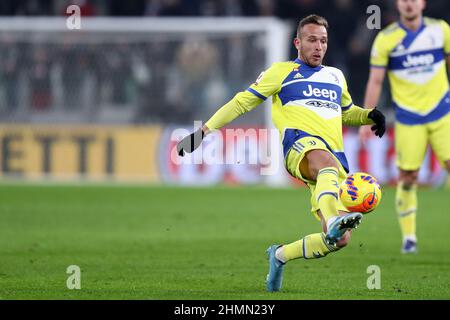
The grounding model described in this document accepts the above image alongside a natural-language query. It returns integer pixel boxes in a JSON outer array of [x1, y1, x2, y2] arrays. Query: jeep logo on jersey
[[303, 84, 338, 102], [402, 54, 434, 68]]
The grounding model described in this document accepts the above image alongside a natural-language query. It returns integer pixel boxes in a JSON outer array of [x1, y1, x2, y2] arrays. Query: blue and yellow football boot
[[265, 245, 285, 292], [325, 212, 363, 245]]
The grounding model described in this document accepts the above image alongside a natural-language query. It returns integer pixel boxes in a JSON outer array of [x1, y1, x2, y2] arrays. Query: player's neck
[[296, 57, 321, 69], [399, 15, 423, 32]]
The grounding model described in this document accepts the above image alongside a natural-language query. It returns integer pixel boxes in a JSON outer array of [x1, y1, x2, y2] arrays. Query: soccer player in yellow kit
[[178, 15, 386, 292], [360, 0, 450, 254]]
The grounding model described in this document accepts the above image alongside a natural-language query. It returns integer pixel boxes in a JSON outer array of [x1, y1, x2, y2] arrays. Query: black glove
[[368, 108, 386, 138], [177, 128, 205, 157]]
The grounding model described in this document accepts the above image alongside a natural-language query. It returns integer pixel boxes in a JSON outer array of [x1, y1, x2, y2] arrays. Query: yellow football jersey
[[370, 17, 450, 124], [205, 58, 372, 173]]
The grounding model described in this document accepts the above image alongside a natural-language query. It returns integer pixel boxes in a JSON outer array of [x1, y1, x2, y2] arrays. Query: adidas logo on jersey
[[294, 73, 304, 79], [303, 84, 338, 102], [402, 54, 434, 68]]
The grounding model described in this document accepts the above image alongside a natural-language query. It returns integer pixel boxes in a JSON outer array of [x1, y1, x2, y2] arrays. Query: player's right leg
[[266, 141, 360, 292], [395, 121, 427, 253], [266, 210, 359, 292]]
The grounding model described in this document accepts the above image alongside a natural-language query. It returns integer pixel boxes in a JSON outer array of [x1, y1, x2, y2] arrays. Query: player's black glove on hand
[[177, 128, 205, 157], [368, 108, 386, 138]]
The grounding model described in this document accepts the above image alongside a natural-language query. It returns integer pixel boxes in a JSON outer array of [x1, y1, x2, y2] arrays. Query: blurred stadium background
[[0, 0, 449, 186]]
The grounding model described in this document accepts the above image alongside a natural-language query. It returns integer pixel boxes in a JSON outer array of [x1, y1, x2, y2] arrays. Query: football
[[339, 172, 382, 214]]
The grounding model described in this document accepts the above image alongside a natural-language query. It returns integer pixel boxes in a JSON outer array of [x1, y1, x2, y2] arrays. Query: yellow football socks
[[315, 167, 340, 222], [396, 182, 417, 240], [278, 233, 339, 262]]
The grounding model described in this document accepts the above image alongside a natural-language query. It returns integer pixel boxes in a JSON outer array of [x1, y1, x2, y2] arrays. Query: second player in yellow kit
[[177, 15, 386, 292], [362, 0, 450, 254]]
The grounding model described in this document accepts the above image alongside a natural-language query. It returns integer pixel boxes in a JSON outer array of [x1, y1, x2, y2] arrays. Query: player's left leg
[[275, 210, 355, 263], [278, 210, 354, 255]]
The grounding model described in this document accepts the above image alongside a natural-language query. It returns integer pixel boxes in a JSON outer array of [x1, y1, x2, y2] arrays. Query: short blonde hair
[[297, 15, 329, 38]]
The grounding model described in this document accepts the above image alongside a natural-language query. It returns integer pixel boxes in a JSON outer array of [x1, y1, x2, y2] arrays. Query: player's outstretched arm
[[177, 63, 283, 157], [177, 90, 264, 157]]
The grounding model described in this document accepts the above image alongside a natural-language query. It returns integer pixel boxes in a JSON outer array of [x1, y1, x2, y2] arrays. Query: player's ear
[[421, 0, 426, 11], [294, 37, 301, 50]]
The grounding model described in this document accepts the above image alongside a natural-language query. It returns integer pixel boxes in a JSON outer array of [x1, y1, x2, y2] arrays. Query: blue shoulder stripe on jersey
[[283, 129, 349, 173], [398, 19, 426, 50], [388, 48, 444, 71], [342, 102, 353, 111], [246, 88, 267, 101], [394, 91, 450, 125]]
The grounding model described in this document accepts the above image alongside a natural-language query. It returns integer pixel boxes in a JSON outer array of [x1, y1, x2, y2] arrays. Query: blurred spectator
[[102, 43, 133, 105], [166, 36, 226, 122], [276, 0, 325, 20], [159, 0, 187, 16], [28, 46, 53, 110], [14, 0, 54, 15], [60, 0, 97, 16], [256, 0, 276, 16], [59, 39, 92, 110], [109, 0, 146, 16], [0, 34, 22, 111]]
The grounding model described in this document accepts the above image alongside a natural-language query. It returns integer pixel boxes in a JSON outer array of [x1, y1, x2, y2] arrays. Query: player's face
[[397, 0, 425, 21], [295, 24, 328, 67]]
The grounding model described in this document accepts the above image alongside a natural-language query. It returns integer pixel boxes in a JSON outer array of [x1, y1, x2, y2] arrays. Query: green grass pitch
[[0, 183, 449, 300]]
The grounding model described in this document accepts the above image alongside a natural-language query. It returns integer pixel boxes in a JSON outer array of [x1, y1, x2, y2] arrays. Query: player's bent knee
[[303, 150, 338, 180], [399, 170, 419, 188]]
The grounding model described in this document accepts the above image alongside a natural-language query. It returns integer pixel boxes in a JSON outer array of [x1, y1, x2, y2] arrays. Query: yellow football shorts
[[285, 136, 350, 220], [395, 112, 450, 171]]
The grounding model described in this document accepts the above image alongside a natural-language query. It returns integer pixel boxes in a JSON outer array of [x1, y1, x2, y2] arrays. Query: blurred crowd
[[0, 32, 264, 123], [0, 0, 449, 124], [1, 0, 449, 20]]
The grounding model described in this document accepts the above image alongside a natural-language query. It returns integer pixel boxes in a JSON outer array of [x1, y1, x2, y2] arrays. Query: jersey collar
[[397, 18, 426, 50], [398, 17, 425, 34], [294, 58, 323, 71]]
